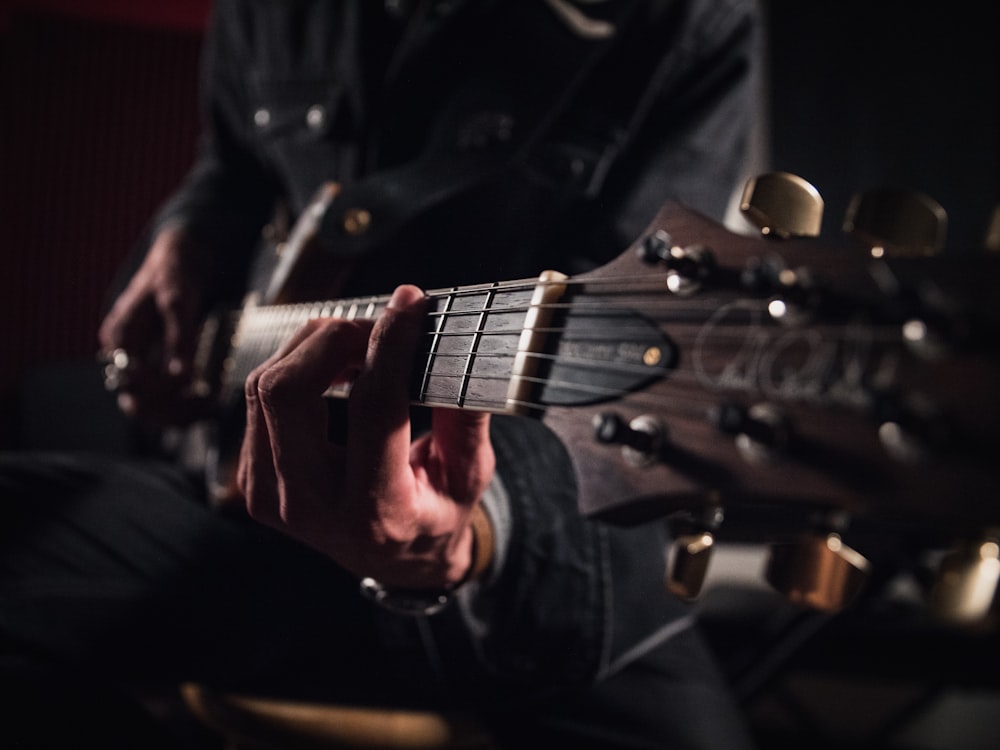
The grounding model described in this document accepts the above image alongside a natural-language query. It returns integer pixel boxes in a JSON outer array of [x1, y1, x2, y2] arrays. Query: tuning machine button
[[766, 532, 870, 612], [844, 187, 947, 258], [593, 412, 665, 467], [767, 266, 825, 325], [740, 172, 824, 238], [665, 506, 725, 601], [714, 402, 790, 464], [739, 256, 825, 325], [872, 391, 950, 463], [637, 230, 715, 295], [900, 316, 950, 360], [985, 205, 1000, 253], [927, 537, 1000, 626]]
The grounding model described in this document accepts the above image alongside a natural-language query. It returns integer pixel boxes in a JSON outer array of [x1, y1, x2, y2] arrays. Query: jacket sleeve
[[443, 416, 691, 698]]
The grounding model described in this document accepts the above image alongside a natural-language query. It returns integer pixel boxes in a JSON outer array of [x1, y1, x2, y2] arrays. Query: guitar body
[[193, 184, 354, 504]]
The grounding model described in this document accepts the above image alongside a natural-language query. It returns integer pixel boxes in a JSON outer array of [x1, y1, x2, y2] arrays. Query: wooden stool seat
[[179, 683, 497, 750]]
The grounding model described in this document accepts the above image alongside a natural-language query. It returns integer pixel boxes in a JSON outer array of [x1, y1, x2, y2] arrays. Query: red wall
[[0, 3, 209, 444], [0, 0, 210, 32]]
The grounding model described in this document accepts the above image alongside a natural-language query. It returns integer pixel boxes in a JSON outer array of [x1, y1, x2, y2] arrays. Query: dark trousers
[[0, 451, 754, 749]]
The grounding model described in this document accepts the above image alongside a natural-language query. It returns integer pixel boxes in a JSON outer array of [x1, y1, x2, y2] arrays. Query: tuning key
[[766, 532, 870, 612], [927, 537, 1000, 626], [714, 401, 790, 464], [637, 230, 715, 295], [666, 506, 724, 600], [740, 172, 824, 238], [985, 205, 1000, 253], [844, 187, 947, 258], [667, 531, 716, 601], [592, 411, 665, 467]]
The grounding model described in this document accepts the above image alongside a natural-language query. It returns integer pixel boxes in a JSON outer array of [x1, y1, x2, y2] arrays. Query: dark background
[[765, 1, 999, 254]]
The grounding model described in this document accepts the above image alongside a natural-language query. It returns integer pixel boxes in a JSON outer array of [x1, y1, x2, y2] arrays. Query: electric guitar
[[188, 183, 1000, 558]]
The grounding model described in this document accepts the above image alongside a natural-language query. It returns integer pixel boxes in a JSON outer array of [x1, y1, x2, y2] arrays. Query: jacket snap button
[[306, 105, 326, 130], [342, 207, 372, 236]]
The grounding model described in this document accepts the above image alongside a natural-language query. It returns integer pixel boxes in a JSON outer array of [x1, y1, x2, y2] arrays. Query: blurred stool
[[179, 683, 497, 749]]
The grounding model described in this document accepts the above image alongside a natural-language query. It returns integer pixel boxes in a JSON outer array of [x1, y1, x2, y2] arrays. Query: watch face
[[359, 577, 452, 616]]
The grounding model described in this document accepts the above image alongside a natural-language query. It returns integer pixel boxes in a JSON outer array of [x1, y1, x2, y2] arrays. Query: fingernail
[[386, 285, 424, 310], [168, 357, 185, 376]]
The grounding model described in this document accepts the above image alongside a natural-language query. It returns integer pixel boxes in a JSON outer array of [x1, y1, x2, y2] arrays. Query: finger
[[98, 292, 156, 358], [238, 318, 350, 522], [239, 319, 326, 520], [346, 285, 428, 515], [158, 287, 197, 376], [255, 319, 371, 521], [239, 359, 281, 523], [428, 408, 495, 506]]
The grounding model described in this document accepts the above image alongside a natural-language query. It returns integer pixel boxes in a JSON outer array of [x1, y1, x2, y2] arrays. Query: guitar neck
[[222, 276, 552, 414], [201, 198, 1000, 535]]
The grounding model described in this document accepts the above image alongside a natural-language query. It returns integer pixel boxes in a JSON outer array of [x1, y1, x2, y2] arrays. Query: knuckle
[[254, 366, 295, 408], [244, 369, 262, 401]]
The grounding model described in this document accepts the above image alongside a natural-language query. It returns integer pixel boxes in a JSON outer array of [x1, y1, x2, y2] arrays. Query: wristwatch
[[359, 577, 452, 616], [358, 504, 495, 617]]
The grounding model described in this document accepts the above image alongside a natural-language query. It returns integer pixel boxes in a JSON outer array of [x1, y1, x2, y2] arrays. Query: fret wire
[[456, 284, 498, 407], [420, 288, 456, 403]]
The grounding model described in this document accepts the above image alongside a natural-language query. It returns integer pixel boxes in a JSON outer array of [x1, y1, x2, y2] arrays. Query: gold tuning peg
[[765, 533, 870, 612], [927, 537, 999, 626], [984, 205, 1000, 253], [843, 187, 947, 258], [740, 172, 824, 238], [665, 506, 724, 600], [666, 531, 715, 600]]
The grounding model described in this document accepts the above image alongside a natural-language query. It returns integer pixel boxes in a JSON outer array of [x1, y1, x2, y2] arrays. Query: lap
[[0, 451, 384, 695], [0, 451, 754, 748]]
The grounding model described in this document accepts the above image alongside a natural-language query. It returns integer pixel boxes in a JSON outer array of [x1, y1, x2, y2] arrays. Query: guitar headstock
[[539, 174, 1000, 620]]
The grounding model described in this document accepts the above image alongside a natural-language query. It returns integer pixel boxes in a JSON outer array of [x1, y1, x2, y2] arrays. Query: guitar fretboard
[[222, 281, 543, 413]]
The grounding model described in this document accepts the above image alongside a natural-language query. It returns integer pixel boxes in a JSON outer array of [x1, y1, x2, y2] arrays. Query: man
[[2, 1, 762, 746]]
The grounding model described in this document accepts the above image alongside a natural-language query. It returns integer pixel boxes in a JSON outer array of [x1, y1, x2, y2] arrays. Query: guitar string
[[229, 307, 908, 387], [226, 319, 877, 424], [233, 298, 913, 342], [222, 277, 913, 415], [413, 351, 875, 420], [228, 313, 902, 380]]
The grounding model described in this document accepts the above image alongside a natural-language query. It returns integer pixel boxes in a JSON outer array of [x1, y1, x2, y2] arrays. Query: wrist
[[359, 503, 495, 617], [463, 502, 495, 584]]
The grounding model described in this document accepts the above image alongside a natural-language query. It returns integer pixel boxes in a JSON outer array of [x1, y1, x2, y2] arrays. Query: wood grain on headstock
[[540, 202, 1000, 532]]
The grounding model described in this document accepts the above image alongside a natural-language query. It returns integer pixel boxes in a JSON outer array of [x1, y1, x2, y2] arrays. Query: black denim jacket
[[153, 0, 762, 694]]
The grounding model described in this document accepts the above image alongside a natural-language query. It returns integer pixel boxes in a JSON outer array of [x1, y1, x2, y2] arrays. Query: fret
[[455, 285, 498, 407], [420, 287, 532, 411], [218, 285, 530, 413], [419, 289, 456, 404]]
